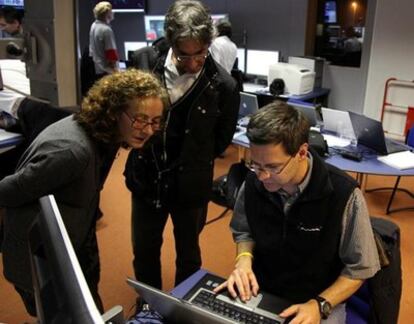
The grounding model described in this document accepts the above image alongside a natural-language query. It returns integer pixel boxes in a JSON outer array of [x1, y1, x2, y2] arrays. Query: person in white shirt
[[210, 19, 237, 74]]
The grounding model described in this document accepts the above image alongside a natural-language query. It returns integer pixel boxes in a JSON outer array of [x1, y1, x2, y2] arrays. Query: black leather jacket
[[125, 40, 240, 208]]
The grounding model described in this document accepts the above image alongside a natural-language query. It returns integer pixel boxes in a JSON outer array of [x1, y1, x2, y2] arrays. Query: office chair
[[209, 161, 248, 225], [366, 125, 414, 214]]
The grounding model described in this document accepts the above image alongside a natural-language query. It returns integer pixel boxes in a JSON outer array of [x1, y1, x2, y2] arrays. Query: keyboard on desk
[[189, 288, 284, 324]]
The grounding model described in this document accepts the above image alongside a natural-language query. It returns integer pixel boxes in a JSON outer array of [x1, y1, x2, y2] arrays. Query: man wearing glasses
[[214, 102, 380, 323], [125, 0, 239, 296]]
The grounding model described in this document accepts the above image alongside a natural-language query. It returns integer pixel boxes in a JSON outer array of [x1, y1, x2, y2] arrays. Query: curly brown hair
[[75, 69, 167, 144]]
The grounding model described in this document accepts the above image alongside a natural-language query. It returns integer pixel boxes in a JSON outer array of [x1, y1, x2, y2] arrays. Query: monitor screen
[[0, 0, 24, 9], [324, 1, 337, 23], [108, 0, 145, 13], [211, 14, 228, 24], [29, 195, 104, 323], [246, 49, 279, 77], [236, 48, 246, 72], [144, 15, 165, 41], [124, 41, 147, 60]]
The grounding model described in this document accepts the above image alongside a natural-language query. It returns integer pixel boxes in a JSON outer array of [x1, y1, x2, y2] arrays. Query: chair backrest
[[406, 125, 414, 147]]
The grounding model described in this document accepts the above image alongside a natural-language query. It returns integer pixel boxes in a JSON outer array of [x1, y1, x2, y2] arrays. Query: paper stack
[[377, 150, 414, 170]]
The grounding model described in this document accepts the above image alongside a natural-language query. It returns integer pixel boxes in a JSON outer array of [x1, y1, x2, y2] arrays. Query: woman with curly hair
[[0, 69, 166, 317]]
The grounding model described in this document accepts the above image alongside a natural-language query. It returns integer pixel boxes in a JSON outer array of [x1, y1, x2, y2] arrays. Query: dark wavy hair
[[75, 69, 167, 144], [247, 101, 310, 155], [164, 0, 214, 47]]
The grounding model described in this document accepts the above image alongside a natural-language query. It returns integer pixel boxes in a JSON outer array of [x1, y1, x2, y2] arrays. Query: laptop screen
[[348, 112, 388, 154], [238, 92, 259, 119], [290, 102, 318, 127]]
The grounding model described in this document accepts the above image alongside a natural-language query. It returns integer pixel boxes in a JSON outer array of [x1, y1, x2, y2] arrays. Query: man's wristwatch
[[314, 296, 332, 319]]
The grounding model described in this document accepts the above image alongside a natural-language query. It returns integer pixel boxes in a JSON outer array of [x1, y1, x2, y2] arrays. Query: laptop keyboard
[[191, 288, 283, 324]]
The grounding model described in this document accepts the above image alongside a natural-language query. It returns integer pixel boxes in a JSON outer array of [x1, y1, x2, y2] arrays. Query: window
[[314, 0, 367, 68]]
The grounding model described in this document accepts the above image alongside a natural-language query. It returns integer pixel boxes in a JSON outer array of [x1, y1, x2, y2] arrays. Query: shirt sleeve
[[103, 28, 118, 61], [0, 146, 89, 207], [339, 188, 381, 279], [230, 182, 255, 243]]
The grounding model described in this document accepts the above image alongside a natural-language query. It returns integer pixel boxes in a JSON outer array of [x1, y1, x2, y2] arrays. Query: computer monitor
[[246, 49, 279, 77], [29, 195, 105, 323], [100, 0, 145, 13], [0, 0, 24, 9], [124, 41, 147, 60], [144, 15, 165, 41], [211, 14, 228, 24], [236, 48, 246, 72], [324, 1, 337, 24]]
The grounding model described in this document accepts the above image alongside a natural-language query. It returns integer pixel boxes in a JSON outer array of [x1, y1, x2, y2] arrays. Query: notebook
[[321, 107, 356, 141], [238, 92, 259, 127], [127, 273, 288, 324], [348, 112, 407, 155], [290, 102, 318, 127]]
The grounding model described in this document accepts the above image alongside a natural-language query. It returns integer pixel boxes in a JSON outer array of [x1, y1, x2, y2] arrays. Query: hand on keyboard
[[213, 257, 259, 302], [279, 299, 321, 324]]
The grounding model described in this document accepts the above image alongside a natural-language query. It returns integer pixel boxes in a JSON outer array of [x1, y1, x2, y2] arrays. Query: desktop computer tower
[[288, 56, 325, 88]]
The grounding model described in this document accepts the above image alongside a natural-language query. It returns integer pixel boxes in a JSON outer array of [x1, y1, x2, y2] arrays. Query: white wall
[[363, 0, 414, 136]]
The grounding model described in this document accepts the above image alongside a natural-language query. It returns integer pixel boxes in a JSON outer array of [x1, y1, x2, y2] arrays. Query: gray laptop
[[127, 277, 285, 324], [238, 92, 259, 127], [321, 107, 356, 140], [290, 102, 318, 126], [348, 112, 407, 155]]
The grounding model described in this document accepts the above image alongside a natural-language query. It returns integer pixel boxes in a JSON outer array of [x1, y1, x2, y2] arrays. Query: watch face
[[322, 300, 332, 316]]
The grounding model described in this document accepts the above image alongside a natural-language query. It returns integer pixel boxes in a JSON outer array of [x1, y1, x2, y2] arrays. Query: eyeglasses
[[245, 156, 293, 176], [123, 111, 161, 131], [175, 52, 209, 63]]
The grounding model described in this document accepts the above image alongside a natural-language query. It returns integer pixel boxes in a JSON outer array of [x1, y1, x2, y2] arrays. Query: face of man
[[249, 142, 308, 192], [172, 38, 209, 75], [0, 17, 20, 35], [118, 96, 164, 148]]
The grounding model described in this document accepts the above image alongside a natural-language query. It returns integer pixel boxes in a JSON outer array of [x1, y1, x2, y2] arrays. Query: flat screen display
[[324, 1, 337, 23], [98, 0, 145, 13], [246, 49, 279, 77], [211, 14, 228, 24], [144, 15, 165, 41], [0, 0, 24, 9]]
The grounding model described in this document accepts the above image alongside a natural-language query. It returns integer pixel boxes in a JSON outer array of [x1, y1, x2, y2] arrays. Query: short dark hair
[[75, 69, 167, 144], [247, 101, 310, 155], [215, 19, 232, 38], [164, 0, 214, 48], [0, 6, 23, 24]]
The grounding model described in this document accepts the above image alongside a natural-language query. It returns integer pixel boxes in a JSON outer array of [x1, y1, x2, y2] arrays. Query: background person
[[210, 18, 237, 74], [0, 69, 166, 316], [0, 6, 24, 37], [214, 102, 380, 323], [89, 1, 119, 78], [125, 0, 239, 295]]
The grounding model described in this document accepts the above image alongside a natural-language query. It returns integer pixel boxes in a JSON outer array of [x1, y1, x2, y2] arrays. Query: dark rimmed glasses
[[123, 111, 161, 131], [245, 156, 294, 176]]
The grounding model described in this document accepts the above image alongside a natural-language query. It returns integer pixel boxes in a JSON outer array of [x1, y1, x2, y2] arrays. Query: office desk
[[0, 129, 23, 154], [232, 131, 414, 213], [243, 83, 330, 106]]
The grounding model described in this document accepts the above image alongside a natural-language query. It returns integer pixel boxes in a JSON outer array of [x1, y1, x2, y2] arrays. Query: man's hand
[[279, 299, 321, 324], [213, 256, 259, 301]]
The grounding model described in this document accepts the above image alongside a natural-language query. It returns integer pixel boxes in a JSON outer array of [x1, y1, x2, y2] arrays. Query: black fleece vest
[[245, 153, 357, 303]]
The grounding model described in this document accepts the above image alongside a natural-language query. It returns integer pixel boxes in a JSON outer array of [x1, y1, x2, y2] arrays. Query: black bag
[[309, 130, 328, 157], [211, 161, 249, 209]]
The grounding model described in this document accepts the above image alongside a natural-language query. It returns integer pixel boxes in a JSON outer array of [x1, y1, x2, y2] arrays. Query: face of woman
[[118, 96, 164, 149]]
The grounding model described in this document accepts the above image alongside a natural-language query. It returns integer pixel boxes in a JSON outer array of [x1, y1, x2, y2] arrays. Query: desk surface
[[233, 131, 414, 177], [243, 83, 330, 102], [0, 129, 23, 154]]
